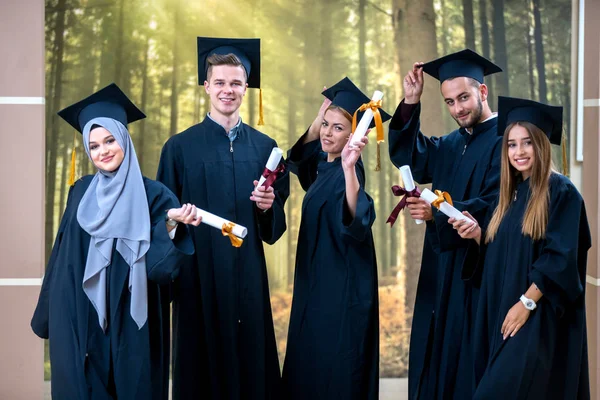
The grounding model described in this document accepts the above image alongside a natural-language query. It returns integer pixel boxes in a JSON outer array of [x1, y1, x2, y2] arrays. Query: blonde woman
[[450, 96, 591, 399]]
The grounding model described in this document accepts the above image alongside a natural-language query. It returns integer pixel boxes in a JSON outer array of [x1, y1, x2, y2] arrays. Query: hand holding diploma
[[387, 165, 424, 226], [251, 180, 275, 211], [167, 203, 202, 226], [420, 188, 470, 222], [449, 211, 481, 245]]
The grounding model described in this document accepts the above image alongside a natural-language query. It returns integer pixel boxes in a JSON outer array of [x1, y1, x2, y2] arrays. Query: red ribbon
[[261, 163, 286, 189], [386, 185, 421, 227]]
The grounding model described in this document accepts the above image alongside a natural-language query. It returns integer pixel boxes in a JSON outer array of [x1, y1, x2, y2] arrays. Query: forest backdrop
[[44, 0, 572, 378]]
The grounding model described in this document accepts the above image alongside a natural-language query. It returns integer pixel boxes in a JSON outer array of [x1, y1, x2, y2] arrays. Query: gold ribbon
[[221, 222, 243, 248], [352, 99, 384, 144], [351, 99, 384, 171], [431, 190, 453, 209], [67, 131, 78, 186]]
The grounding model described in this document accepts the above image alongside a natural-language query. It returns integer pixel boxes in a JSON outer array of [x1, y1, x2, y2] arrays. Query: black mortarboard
[[197, 37, 261, 89], [497, 96, 563, 145], [421, 49, 502, 83], [321, 77, 391, 128], [57, 83, 146, 133]]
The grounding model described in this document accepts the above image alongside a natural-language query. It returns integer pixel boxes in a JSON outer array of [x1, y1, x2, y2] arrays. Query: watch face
[[526, 300, 534, 309]]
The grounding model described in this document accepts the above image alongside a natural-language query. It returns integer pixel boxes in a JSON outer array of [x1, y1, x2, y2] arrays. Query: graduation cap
[[58, 83, 146, 133], [421, 49, 502, 83], [57, 83, 145, 185], [498, 96, 568, 175], [322, 77, 392, 170], [497, 96, 563, 145], [197, 37, 264, 125], [322, 77, 391, 128]]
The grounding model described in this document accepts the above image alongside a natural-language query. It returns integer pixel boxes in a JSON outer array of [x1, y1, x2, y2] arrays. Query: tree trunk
[[532, 0, 547, 103], [478, 0, 494, 109], [526, 2, 536, 100], [138, 36, 151, 170], [114, 0, 126, 89], [492, 0, 509, 96], [169, 0, 180, 136], [391, 0, 436, 318], [463, 0, 476, 50], [45, 0, 68, 261]]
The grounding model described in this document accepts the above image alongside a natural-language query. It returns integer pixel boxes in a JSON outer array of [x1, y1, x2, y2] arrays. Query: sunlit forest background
[[44, 0, 572, 379]]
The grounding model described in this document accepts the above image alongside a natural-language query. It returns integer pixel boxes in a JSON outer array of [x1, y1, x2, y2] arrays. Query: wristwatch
[[520, 294, 537, 310], [165, 213, 178, 227]]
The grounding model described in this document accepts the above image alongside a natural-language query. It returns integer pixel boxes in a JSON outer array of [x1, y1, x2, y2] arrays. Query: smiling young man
[[387, 49, 503, 400], [156, 37, 289, 400]]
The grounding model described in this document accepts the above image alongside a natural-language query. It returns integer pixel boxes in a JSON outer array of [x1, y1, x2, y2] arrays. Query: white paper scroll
[[256, 147, 284, 188], [420, 188, 470, 222], [400, 165, 424, 225], [350, 90, 384, 145], [195, 209, 248, 238]]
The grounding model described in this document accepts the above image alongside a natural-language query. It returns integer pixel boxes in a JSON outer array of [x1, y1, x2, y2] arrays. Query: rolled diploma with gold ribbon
[[256, 147, 284, 188], [350, 90, 384, 145], [400, 165, 424, 225], [420, 188, 470, 222], [195, 209, 248, 238]]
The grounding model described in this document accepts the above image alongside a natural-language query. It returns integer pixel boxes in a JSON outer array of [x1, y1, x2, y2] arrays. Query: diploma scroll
[[420, 188, 470, 222], [256, 147, 284, 189], [400, 165, 424, 225], [350, 90, 384, 145], [195, 209, 248, 239]]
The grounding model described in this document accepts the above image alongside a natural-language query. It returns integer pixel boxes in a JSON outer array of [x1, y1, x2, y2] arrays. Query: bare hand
[[168, 203, 202, 226], [501, 301, 531, 340], [251, 180, 276, 211], [404, 62, 425, 104], [406, 196, 433, 221], [448, 211, 481, 241], [341, 135, 368, 170]]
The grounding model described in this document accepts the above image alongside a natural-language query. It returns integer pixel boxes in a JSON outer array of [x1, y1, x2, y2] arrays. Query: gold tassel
[[562, 131, 569, 177], [375, 142, 381, 171], [67, 132, 77, 186], [257, 88, 265, 126]]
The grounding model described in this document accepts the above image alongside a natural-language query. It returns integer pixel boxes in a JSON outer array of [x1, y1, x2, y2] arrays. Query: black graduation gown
[[388, 101, 502, 399], [31, 175, 194, 400], [465, 173, 591, 399], [281, 137, 379, 400], [156, 116, 289, 400]]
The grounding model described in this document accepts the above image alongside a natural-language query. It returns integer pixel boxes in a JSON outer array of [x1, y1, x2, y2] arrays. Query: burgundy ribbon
[[386, 185, 421, 227], [261, 163, 286, 189]]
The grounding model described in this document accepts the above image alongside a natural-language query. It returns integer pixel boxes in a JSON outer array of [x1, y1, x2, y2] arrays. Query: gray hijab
[[77, 117, 150, 331]]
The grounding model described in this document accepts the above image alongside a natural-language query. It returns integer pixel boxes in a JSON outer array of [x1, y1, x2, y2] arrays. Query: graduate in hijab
[[450, 96, 591, 399], [282, 77, 390, 400], [157, 37, 289, 400], [31, 83, 197, 400], [388, 49, 503, 399]]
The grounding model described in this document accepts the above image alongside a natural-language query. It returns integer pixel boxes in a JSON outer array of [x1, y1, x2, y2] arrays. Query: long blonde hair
[[485, 122, 554, 243]]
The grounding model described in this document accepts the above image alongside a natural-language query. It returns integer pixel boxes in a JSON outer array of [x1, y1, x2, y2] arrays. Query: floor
[[44, 378, 409, 399]]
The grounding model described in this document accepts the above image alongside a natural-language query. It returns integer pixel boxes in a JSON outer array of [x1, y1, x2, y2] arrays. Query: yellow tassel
[[375, 142, 381, 171], [67, 132, 77, 186], [257, 88, 265, 126], [562, 131, 568, 177]]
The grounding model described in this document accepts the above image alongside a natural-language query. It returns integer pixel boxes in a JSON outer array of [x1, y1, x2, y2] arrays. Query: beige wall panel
[[0, 0, 44, 96], [0, 286, 44, 400]]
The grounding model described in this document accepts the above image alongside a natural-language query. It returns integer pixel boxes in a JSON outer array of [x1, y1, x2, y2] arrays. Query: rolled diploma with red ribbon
[[256, 147, 284, 188], [350, 90, 384, 145], [420, 188, 470, 222], [195, 208, 248, 238], [400, 165, 424, 225]]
